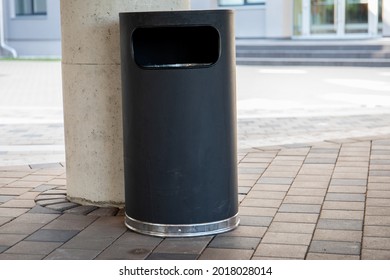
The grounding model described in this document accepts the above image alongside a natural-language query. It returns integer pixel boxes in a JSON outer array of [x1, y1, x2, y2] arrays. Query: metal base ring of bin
[[125, 213, 240, 238]]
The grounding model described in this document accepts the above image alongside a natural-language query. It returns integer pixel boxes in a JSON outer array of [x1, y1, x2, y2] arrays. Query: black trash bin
[[120, 10, 239, 237]]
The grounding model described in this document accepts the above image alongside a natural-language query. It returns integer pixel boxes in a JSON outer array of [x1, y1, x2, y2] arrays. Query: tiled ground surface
[[1, 135, 389, 260]]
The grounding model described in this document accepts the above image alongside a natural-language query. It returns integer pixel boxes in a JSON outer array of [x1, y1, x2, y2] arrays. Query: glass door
[[345, 0, 369, 33], [310, 0, 337, 34]]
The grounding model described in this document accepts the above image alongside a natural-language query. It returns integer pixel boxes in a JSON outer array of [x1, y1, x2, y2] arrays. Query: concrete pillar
[[265, 0, 293, 38], [384, 0, 390, 37], [61, 0, 190, 207]]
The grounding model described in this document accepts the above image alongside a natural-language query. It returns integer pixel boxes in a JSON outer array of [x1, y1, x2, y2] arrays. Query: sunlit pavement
[[1, 61, 390, 165], [1, 61, 390, 260]]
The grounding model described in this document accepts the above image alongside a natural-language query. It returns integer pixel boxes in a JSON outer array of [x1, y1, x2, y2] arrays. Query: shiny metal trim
[[125, 213, 239, 237]]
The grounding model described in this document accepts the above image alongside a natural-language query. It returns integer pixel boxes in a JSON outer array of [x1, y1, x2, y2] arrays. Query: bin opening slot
[[132, 26, 220, 68]]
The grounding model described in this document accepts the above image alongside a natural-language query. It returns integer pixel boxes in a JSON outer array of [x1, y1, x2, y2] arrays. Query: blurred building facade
[[0, 0, 389, 57], [193, 0, 388, 39], [1, 0, 60, 57]]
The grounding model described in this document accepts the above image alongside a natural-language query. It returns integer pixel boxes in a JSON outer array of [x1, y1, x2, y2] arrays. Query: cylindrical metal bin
[[120, 10, 239, 237]]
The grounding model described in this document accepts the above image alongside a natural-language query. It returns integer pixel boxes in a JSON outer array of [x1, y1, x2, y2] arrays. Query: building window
[[218, 0, 265, 6], [15, 0, 47, 16]]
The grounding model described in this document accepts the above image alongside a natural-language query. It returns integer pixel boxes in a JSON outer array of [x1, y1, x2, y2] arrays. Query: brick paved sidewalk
[[1, 135, 389, 260]]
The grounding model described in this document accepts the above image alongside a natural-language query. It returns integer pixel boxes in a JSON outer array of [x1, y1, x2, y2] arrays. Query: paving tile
[[146, 253, 199, 260], [261, 171, 299, 178], [265, 166, 301, 173], [304, 158, 336, 164], [365, 216, 390, 226], [283, 195, 324, 205], [47, 178, 67, 185], [279, 204, 321, 214], [238, 186, 251, 194], [220, 226, 267, 238], [44, 248, 101, 260], [87, 207, 119, 216], [364, 226, 390, 237], [48, 202, 79, 212], [0, 171, 30, 178], [239, 215, 273, 227], [0, 217, 12, 226], [239, 206, 277, 217], [368, 183, 390, 190], [322, 201, 365, 211], [0, 207, 29, 217], [270, 160, 304, 166], [306, 253, 360, 260], [64, 205, 99, 215], [0, 178, 17, 184], [238, 179, 256, 187], [4, 241, 62, 255], [26, 229, 79, 242], [365, 207, 390, 216], [0, 196, 16, 203], [32, 184, 58, 192], [6, 181, 42, 188], [13, 213, 60, 224], [0, 188, 31, 196], [154, 237, 212, 254], [37, 198, 68, 206], [238, 168, 265, 174], [313, 229, 362, 242], [332, 172, 368, 179], [367, 190, 390, 198], [43, 216, 98, 231], [330, 179, 367, 186], [262, 232, 312, 245], [199, 248, 253, 260], [240, 198, 282, 208], [366, 198, 390, 207], [0, 234, 26, 246], [0, 245, 9, 253], [320, 210, 364, 220], [370, 171, 390, 176], [0, 253, 45, 260], [28, 205, 61, 214], [363, 237, 390, 250], [257, 177, 294, 185], [278, 148, 310, 156], [273, 213, 318, 224], [287, 188, 327, 196], [368, 176, 390, 183], [317, 219, 362, 231], [254, 244, 307, 259], [268, 222, 315, 234], [252, 184, 290, 192], [20, 175, 56, 182], [238, 174, 261, 180], [336, 161, 368, 168], [246, 191, 286, 199], [309, 240, 360, 255], [361, 249, 390, 260], [325, 193, 365, 202], [290, 181, 329, 189], [0, 199, 36, 208], [0, 222, 43, 234], [17, 191, 39, 200], [294, 175, 331, 182], [328, 186, 366, 194], [61, 235, 119, 251], [209, 236, 260, 250]]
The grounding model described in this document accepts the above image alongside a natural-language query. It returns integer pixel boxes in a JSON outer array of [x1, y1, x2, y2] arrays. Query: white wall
[[4, 0, 61, 56], [191, 0, 266, 38], [384, 0, 390, 37], [266, 0, 293, 38]]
